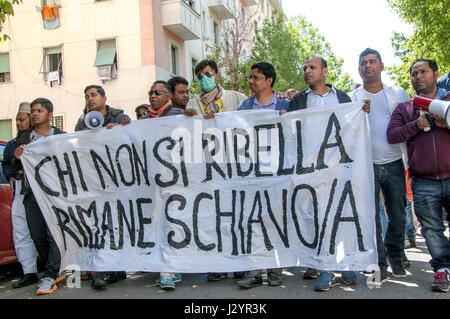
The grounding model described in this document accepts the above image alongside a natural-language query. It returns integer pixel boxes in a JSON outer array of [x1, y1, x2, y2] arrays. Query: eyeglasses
[[247, 75, 266, 81], [197, 71, 214, 81], [148, 90, 165, 96]]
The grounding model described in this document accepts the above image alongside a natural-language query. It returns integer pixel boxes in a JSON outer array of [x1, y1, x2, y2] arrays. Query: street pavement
[[1, 230, 449, 301]]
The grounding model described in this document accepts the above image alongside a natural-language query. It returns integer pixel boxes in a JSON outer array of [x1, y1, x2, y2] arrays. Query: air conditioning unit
[[97, 64, 117, 81]]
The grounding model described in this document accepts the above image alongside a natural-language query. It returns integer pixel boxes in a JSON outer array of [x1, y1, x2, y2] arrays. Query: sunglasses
[[197, 71, 214, 81], [148, 89, 165, 96]]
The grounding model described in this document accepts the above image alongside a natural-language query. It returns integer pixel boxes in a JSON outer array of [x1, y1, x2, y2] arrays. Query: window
[[50, 114, 64, 131], [170, 43, 180, 75], [0, 119, 12, 140], [94, 39, 117, 81], [191, 57, 198, 82], [213, 21, 219, 45], [0, 53, 11, 83], [40, 46, 62, 85], [41, 0, 61, 6], [202, 11, 208, 37]]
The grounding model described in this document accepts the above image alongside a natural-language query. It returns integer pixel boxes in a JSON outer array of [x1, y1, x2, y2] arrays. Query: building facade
[[0, 0, 284, 136]]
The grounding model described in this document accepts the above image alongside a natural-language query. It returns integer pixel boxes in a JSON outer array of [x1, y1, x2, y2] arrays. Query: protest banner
[[21, 102, 377, 272]]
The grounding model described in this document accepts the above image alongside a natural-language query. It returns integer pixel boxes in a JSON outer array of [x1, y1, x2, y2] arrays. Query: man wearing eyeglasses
[[236, 62, 289, 289], [185, 60, 247, 119]]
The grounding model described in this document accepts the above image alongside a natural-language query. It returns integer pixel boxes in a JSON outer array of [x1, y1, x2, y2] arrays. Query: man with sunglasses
[[144, 78, 189, 290], [236, 62, 289, 289], [185, 60, 247, 119]]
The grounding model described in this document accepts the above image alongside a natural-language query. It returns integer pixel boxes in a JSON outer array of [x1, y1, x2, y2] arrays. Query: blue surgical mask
[[199, 76, 216, 92]]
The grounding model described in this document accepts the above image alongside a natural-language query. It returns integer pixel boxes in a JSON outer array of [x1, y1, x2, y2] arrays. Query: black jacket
[[14, 126, 65, 195], [288, 84, 351, 112]]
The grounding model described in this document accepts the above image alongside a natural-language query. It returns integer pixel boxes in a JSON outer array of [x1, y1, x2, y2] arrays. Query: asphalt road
[[1, 231, 449, 301]]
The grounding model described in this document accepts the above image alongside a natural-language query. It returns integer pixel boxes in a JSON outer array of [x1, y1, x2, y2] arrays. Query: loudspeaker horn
[[84, 111, 104, 130]]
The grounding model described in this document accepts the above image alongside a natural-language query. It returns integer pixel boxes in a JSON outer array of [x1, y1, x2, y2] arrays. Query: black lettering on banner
[[202, 133, 226, 182], [35, 156, 60, 196], [254, 124, 275, 177], [291, 184, 319, 249], [132, 141, 150, 186], [247, 191, 273, 254], [233, 128, 253, 177], [329, 181, 366, 254], [264, 190, 289, 248], [52, 206, 82, 250], [316, 113, 353, 170], [67, 206, 88, 248], [136, 198, 155, 248], [52, 153, 77, 197], [178, 137, 189, 187], [76, 201, 100, 249], [295, 120, 315, 175], [101, 202, 118, 250], [238, 191, 246, 254], [72, 151, 88, 192], [215, 190, 238, 255], [277, 123, 294, 176], [117, 200, 136, 249], [192, 193, 215, 251], [90, 146, 119, 190], [224, 131, 233, 179], [317, 179, 338, 255], [116, 144, 136, 187], [153, 137, 179, 188], [165, 195, 191, 249]]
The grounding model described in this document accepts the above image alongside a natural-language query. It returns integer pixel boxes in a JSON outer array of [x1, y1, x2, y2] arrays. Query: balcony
[[208, 0, 234, 20], [162, 0, 201, 41], [241, 0, 257, 6]]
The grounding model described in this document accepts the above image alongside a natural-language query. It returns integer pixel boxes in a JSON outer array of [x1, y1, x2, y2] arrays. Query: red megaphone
[[413, 95, 450, 129]]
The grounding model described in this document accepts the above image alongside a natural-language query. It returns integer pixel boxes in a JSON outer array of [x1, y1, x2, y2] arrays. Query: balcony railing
[[162, 0, 201, 41], [208, 0, 234, 20]]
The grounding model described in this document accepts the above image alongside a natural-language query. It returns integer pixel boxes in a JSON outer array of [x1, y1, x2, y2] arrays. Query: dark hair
[[359, 48, 383, 64], [409, 59, 439, 74], [84, 85, 106, 97], [251, 62, 277, 87], [30, 98, 53, 113], [168, 76, 189, 93], [194, 60, 218, 75], [306, 56, 328, 68], [151, 80, 170, 93], [135, 104, 149, 118]]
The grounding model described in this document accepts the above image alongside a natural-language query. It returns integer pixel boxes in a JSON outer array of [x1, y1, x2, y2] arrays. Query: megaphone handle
[[425, 113, 435, 129]]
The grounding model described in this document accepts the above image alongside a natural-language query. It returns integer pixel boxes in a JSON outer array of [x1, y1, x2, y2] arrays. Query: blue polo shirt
[[251, 91, 278, 110]]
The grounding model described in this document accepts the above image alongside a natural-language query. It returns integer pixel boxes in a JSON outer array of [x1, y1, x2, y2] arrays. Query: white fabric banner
[[22, 102, 377, 273]]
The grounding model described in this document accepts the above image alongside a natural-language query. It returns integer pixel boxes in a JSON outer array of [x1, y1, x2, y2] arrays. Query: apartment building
[[0, 0, 285, 137]]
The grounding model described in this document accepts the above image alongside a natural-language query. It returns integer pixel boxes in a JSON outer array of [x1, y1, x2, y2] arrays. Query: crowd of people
[[2, 47, 450, 296]]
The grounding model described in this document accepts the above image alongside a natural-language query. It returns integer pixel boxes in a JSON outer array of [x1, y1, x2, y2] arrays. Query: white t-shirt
[[363, 89, 402, 164]]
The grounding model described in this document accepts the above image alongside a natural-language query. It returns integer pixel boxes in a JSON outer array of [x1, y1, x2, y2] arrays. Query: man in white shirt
[[350, 48, 410, 283]]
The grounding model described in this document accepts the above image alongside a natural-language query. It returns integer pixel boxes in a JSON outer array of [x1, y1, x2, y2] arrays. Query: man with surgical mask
[[185, 60, 247, 119], [184, 60, 247, 283]]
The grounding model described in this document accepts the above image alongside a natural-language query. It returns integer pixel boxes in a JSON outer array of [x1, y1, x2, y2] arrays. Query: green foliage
[[0, 0, 22, 42], [236, 14, 354, 93], [387, 0, 450, 94]]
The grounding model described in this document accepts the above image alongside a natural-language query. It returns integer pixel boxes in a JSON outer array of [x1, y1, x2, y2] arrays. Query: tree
[[239, 14, 353, 93], [0, 0, 22, 42], [206, 7, 258, 93], [387, 0, 450, 94]]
